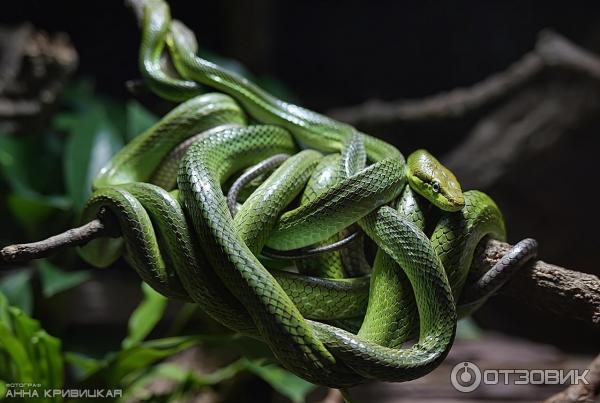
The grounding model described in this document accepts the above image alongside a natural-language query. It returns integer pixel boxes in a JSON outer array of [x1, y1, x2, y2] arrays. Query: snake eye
[[432, 180, 440, 193]]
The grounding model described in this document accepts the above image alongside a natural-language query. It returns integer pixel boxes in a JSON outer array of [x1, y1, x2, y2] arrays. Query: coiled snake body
[[79, 0, 537, 388]]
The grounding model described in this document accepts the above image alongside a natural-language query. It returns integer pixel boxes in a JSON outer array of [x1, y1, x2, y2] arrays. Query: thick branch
[[473, 239, 600, 331], [543, 353, 600, 403], [2, 222, 599, 330], [328, 30, 600, 126], [330, 52, 542, 125]]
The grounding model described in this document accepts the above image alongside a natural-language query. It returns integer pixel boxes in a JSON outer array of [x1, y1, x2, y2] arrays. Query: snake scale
[[78, 0, 538, 388]]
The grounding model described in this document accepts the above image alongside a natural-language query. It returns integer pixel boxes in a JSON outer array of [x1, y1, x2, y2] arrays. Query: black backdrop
[[3, 0, 600, 107]]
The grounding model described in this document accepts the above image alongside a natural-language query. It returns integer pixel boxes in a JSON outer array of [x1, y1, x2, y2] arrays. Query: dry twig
[[0, 219, 107, 263]]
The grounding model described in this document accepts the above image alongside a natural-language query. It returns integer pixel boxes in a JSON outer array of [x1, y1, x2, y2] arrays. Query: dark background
[[3, 0, 600, 106], [2, 0, 599, 359]]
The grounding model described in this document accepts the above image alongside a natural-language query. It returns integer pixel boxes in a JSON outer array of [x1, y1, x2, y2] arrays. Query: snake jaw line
[[406, 149, 465, 212]]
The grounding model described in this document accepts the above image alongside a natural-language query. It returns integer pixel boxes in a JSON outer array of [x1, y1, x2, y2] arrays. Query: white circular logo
[[450, 361, 481, 393]]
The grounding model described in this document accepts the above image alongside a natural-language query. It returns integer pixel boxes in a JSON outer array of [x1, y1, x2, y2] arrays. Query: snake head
[[406, 149, 464, 211]]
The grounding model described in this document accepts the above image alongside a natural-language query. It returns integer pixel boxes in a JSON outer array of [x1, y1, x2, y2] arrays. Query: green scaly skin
[[296, 154, 347, 279], [138, 0, 202, 101], [93, 93, 246, 190], [79, 0, 510, 387]]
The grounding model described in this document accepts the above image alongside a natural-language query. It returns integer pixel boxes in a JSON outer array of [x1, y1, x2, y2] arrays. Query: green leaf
[[122, 359, 248, 401], [0, 380, 6, 399], [0, 135, 31, 194], [122, 283, 168, 349], [37, 260, 92, 298], [9, 307, 64, 389], [0, 130, 67, 197], [165, 303, 197, 336], [0, 296, 64, 390], [0, 293, 12, 332], [105, 336, 203, 384], [63, 104, 123, 210], [64, 352, 105, 381], [126, 101, 157, 141], [0, 133, 71, 236], [121, 363, 195, 401], [35, 329, 64, 389], [200, 358, 248, 385], [0, 271, 33, 315], [9, 308, 41, 372], [103, 98, 127, 140], [59, 79, 96, 113], [6, 193, 70, 235], [244, 359, 316, 403], [0, 322, 34, 382]]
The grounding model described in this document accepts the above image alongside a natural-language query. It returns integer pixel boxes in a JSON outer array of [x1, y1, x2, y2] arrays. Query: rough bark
[[543, 353, 600, 403], [474, 239, 600, 331], [0, 219, 107, 263]]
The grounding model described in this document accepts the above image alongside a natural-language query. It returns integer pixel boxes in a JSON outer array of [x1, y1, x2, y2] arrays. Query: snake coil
[[79, 0, 538, 388]]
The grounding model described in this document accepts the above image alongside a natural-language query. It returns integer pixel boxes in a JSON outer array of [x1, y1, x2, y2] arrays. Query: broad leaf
[[9, 307, 64, 389], [122, 283, 168, 349], [0, 271, 32, 315], [0, 293, 64, 391], [6, 194, 70, 237], [64, 352, 105, 381], [63, 104, 123, 211], [0, 323, 34, 382], [126, 101, 157, 141], [0, 135, 31, 195], [37, 260, 92, 298], [105, 336, 203, 384], [244, 359, 316, 403], [121, 359, 248, 401]]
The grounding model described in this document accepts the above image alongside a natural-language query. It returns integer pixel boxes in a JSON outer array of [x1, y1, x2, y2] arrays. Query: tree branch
[[543, 353, 600, 403], [328, 30, 600, 126], [473, 239, 600, 331], [441, 78, 600, 189], [2, 222, 599, 330], [0, 219, 106, 263]]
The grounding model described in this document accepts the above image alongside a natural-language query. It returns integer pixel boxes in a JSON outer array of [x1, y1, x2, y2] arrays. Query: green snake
[[79, 0, 537, 388]]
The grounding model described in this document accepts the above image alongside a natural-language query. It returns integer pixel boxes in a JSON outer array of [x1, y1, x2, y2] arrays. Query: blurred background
[[1, 1, 599, 402]]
